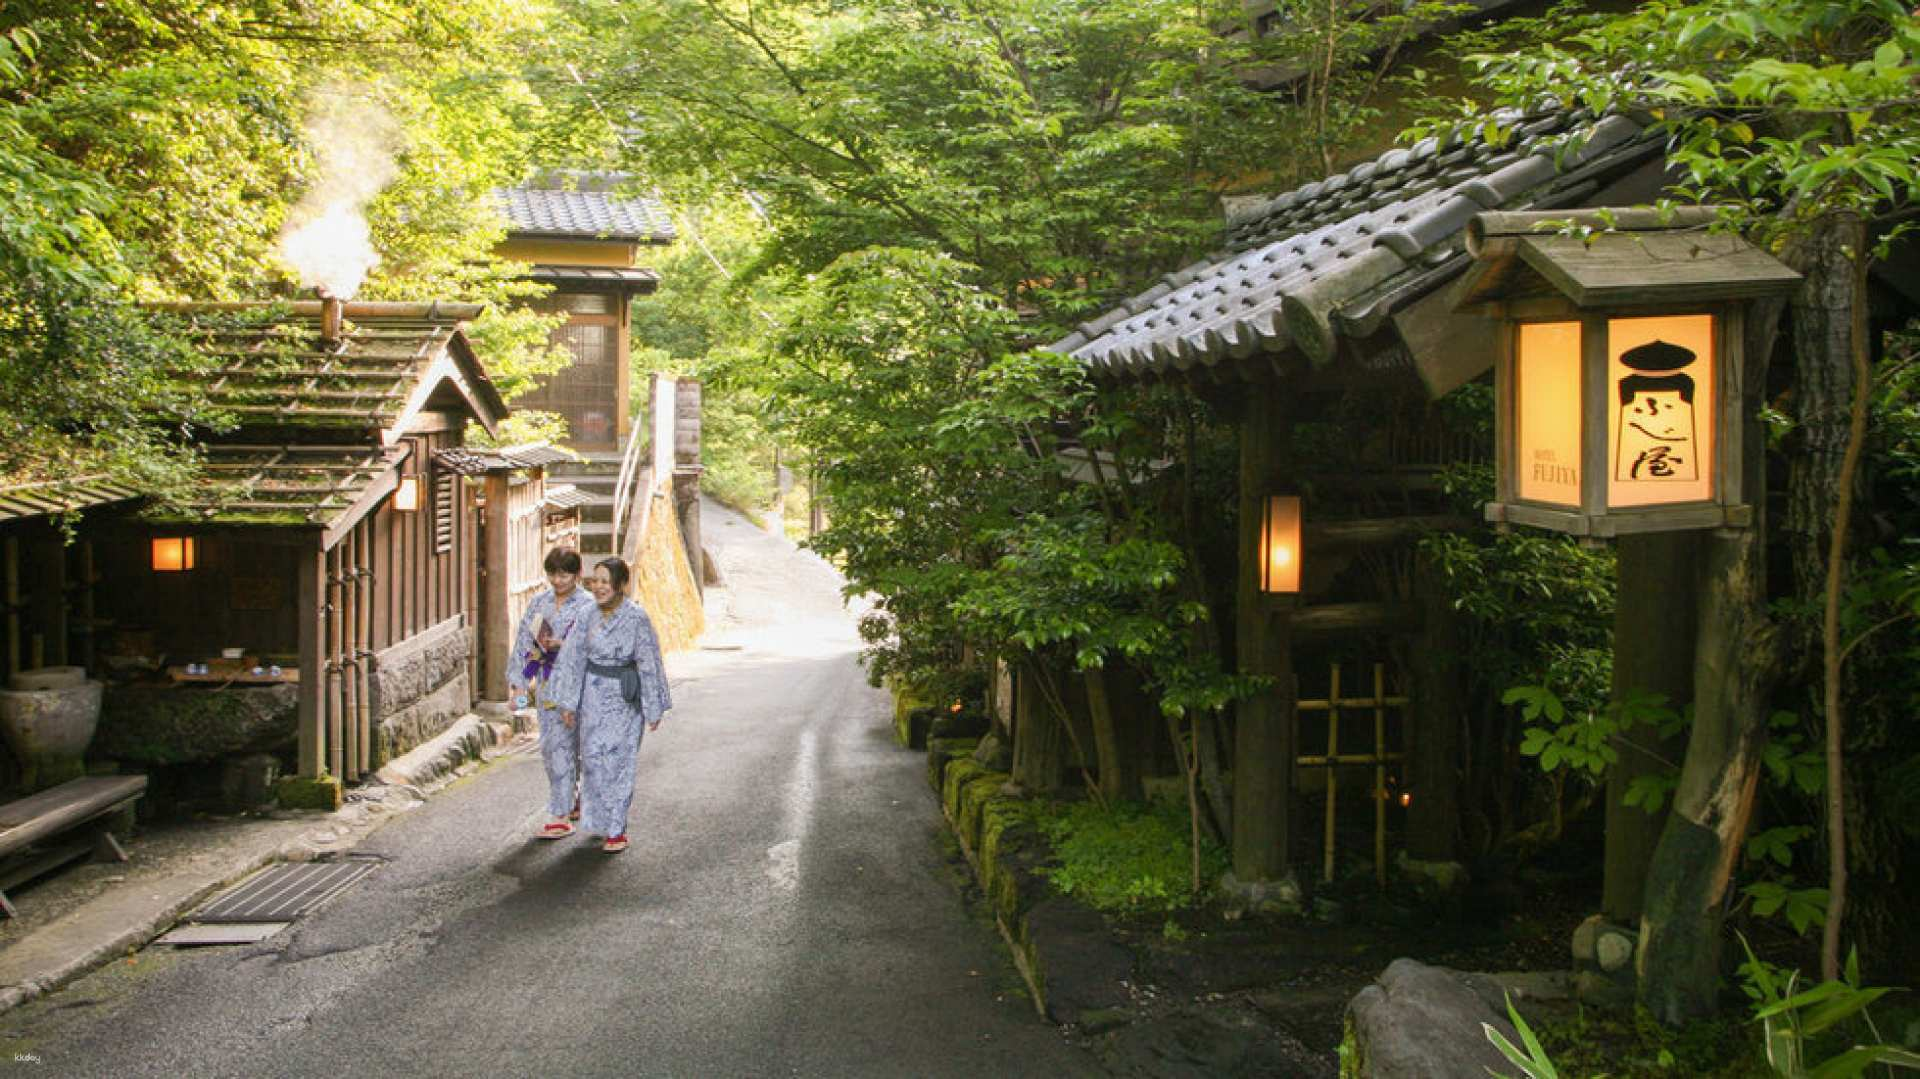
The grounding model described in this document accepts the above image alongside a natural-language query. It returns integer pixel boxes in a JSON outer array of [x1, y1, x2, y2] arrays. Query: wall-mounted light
[[1259, 495, 1301, 594], [393, 475, 421, 512], [151, 536, 197, 572]]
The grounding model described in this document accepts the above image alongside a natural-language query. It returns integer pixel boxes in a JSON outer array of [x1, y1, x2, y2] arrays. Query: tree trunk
[[1820, 226, 1871, 980], [1637, 295, 1787, 1024], [1637, 527, 1775, 1023], [1011, 660, 1064, 792], [1787, 217, 1863, 651], [1083, 667, 1142, 803], [1604, 531, 1702, 924]]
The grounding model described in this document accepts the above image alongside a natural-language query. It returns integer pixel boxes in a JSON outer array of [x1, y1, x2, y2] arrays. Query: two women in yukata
[[509, 549, 671, 854]]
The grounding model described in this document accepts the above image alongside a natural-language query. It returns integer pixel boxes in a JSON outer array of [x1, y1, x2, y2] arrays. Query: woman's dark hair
[[596, 557, 631, 593], [543, 547, 582, 575]]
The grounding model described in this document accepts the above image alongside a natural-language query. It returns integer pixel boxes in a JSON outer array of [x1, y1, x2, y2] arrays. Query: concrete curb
[[373, 712, 504, 788]]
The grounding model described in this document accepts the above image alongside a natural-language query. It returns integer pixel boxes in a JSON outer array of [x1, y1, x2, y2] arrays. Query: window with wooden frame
[[433, 469, 456, 554]]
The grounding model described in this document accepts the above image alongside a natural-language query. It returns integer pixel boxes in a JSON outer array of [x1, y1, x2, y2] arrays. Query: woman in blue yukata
[[508, 547, 599, 840], [550, 556, 671, 854]]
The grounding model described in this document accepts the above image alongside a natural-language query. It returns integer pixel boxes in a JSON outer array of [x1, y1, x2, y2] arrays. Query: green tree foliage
[[0, 0, 579, 488]]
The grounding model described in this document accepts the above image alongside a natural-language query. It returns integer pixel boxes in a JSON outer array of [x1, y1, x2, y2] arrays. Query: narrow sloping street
[[0, 499, 1091, 1078]]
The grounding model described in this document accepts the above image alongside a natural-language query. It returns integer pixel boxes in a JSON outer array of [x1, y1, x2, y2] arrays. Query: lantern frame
[[1258, 494, 1302, 594], [1486, 298, 1750, 538], [1454, 209, 1801, 539], [393, 474, 421, 512], [151, 536, 197, 572]]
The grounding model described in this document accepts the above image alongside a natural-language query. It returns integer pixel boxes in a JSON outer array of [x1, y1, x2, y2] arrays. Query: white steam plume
[[276, 81, 401, 299]]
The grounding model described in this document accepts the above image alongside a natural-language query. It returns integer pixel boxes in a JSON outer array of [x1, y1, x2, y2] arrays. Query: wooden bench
[[0, 775, 146, 918]]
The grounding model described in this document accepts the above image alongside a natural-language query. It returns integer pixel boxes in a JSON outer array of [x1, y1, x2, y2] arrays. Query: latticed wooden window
[[433, 471, 456, 554]]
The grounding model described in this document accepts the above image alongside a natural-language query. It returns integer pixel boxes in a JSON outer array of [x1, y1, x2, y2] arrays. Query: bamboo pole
[[357, 523, 373, 776], [341, 530, 358, 782], [1324, 663, 1341, 883], [1374, 664, 1387, 887], [326, 545, 344, 780]]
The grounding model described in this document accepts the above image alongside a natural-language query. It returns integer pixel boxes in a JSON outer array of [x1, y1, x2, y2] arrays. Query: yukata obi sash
[[586, 660, 645, 706]]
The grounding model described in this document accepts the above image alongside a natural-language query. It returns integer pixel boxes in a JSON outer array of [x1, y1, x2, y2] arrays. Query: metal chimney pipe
[[317, 288, 345, 344]]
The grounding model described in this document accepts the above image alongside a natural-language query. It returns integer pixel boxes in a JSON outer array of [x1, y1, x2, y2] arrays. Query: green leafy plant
[[1737, 935, 1920, 1078], [1031, 796, 1228, 914], [1484, 992, 1561, 1079]]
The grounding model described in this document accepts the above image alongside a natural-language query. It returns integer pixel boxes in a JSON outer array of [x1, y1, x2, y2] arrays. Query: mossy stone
[[273, 774, 342, 811]]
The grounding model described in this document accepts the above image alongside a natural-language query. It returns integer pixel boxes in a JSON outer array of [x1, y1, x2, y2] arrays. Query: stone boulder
[[1345, 958, 1522, 1079], [94, 683, 298, 764]]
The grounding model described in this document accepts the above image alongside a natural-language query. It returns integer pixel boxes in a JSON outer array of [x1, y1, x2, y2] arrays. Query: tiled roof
[[433, 443, 575, 475], [498, 184, 676, 243], [175, 443, 405, 528], [162, 302, 506, 431], [528, 265, 661, 290], [0, 475, 143, 523], [1051, 113, 1663, 379], [542, 483, 593, 511]]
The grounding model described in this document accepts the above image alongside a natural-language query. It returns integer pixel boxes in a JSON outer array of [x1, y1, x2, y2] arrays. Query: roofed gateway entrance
[[1050, 110, 1669, 893]]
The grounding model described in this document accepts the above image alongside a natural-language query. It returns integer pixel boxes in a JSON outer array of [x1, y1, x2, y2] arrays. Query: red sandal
[[602, 834, 628, 854], [536, 820, 575, 840]]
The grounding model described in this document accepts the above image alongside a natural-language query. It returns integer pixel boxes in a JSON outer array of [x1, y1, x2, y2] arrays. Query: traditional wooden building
[[85, 300, 509, 785], [494, 175, 672, 447], [1044, 111, 1671, 888]]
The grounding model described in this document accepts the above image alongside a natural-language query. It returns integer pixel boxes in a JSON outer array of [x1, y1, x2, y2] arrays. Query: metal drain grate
[[191, 858, 382, 924]]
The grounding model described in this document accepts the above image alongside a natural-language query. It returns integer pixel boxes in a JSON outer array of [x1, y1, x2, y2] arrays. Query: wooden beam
[[1306, 516, 1471, 550], [1291, 602, 1420, 638]]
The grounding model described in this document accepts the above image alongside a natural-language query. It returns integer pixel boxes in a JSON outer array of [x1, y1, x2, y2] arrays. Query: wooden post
[[29, 535, 66, 667], [1233, 391, 1296, 883], [78, 540, 96, 672], [1604, 531, 1701, 923], [297, 546, 324, 778], [1406, 549, 1464, 862], [481, 473, 511, 702], [4, 535, 19, 680]]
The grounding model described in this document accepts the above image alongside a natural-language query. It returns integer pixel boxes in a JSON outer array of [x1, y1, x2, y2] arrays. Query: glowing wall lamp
[[1259, 495, 1302, 594], [393, 475, 421, 512], [151, 536, 197, 572], [1453, 208, 1800, 538]]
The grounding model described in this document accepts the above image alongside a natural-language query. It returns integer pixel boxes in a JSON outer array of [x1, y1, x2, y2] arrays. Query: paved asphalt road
[[1, 501, 1095, 1078]]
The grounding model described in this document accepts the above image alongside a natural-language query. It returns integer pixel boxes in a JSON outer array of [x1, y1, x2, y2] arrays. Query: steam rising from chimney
[[276, 81, 401, 300]]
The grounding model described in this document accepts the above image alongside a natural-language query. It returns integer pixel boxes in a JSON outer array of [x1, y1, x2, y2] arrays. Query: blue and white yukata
[[549, 599, 671, 839], [506, 586, 598, 820]]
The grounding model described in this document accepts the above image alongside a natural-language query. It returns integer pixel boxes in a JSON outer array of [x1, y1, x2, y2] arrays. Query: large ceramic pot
[[0, 667, 105, 790]]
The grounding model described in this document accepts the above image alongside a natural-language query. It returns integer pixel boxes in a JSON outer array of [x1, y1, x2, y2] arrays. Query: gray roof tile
[[497, 182, 676, 243], [1055, 112, 1662, 378]]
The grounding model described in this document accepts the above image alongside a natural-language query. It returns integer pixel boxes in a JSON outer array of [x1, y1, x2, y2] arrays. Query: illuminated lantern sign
[[1259, 495, 1302, 594], [1454, 208, 1800, 538], [151, 536, 197, 572]]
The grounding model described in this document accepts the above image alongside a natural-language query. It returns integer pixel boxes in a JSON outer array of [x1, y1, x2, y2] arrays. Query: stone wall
[[630, 491, 704, 653], [370, 615, 472, 766]]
